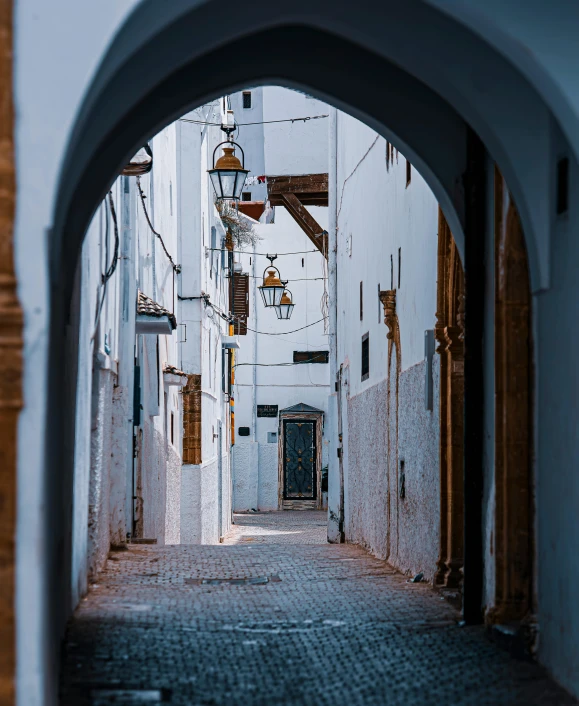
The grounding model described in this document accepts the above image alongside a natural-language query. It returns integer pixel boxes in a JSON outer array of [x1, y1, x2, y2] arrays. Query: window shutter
[[182, 374, 201, 464], [231, 272, 249, 335]]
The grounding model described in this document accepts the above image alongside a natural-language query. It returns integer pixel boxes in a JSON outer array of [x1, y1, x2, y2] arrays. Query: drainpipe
[[327, 106, 342, 543], [252, 244, 258, 441], [119, 176, 137, 542]]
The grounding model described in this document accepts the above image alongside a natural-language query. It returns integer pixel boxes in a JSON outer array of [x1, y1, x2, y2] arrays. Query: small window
[[242, 91, 252, 109], [171, 412, 174, 445], [242, 191, 252, 201], [557, 157, 569, 215], [361, 333, 369, 381], [406, 159, 412, 187], [293, 351, 329, 364], [238, 426, 250, 437], [359, 281, 363, 321], [267, 432, 277, 444], [301, 258, 304, 268], [398, 247, 401, 288]]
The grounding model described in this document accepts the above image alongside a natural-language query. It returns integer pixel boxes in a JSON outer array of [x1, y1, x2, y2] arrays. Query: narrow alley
[[6, 8, 579, 704], [60, 513, 571, 705]]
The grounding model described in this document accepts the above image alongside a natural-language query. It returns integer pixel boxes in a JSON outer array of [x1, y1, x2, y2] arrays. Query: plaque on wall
[[257, 405, 278, 418], [238, 427, 250, 436]]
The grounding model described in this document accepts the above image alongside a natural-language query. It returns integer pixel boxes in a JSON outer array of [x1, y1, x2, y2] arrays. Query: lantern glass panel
[[232, 171, 248, 200], [275, 302, 295, 319], [259, 284, 284, 307]]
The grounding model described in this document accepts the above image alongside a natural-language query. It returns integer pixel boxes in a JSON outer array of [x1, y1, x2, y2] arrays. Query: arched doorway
[[491, 171, 534, 625], [5, 1, 579, 701], [41, 15, 542, 680], [435, 209, 465, 592]]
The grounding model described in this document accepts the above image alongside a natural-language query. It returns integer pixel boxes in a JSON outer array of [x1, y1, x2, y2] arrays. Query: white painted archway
[[15, 2, 579, 703]]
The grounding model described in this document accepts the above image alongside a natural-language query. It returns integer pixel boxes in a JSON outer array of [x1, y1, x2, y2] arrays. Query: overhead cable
[[179, 114, 328, 128], [136, 175, 181, 273], [91, 192, 119, 342], [209, 247, 319, 257]]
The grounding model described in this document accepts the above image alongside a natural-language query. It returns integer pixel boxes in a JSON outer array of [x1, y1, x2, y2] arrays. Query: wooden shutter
[[182, 374, 201, 464], [230, 272, 249, 335]]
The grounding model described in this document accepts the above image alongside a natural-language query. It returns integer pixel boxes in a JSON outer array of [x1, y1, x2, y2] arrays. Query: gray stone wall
[[393, 358, 440, 580], [346, 378, 389, 559], [258, 442, 279, 511], [346, 357, 440, 581], [165, 442, 181, 544], [87, 368, 115, 578], [180, 459, 220, 544], [232, 441, 258, 511], [142, 419, 168, 545], [110, 383, 130, 546]]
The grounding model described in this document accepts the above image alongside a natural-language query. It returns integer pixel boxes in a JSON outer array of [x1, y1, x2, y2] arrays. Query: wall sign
[[257, 405, 278, 418]]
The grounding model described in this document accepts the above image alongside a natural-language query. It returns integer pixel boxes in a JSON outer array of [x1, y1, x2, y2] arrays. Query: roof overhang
[[135, 315, 174, 335], [163, 371, 189, 387]]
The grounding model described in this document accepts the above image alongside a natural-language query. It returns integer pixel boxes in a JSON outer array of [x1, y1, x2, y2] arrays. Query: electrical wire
[[209, 247, 319, 256], [204, 296, 326, 336], [136, 175, 181, 273], [91, 192, 119, 342], [337, 135, 380, 221], [179, 114, 329, 128], [234, 358, 327, 369], [243, 274, 326, 282]]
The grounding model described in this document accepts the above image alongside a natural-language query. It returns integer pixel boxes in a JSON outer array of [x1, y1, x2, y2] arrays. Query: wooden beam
[[267, 173, 328, 196], [266, 174, 328, 194], [269, 193, 328, 207], [280, 193, 328, 257]]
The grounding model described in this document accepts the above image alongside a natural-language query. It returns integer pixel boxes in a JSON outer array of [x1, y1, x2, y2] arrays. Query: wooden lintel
[[267, 173, 328, 196], [269, 193, 328, 207], [280, 193, 328, 257]]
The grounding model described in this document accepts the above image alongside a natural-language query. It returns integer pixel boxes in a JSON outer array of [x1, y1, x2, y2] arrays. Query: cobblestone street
[[61, 512, 574, 705]]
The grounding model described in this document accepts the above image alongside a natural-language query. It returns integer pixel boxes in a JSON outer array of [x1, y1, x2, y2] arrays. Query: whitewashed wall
[[135, 123, 183, 545], [179, 104, 233, 543], [334, 112, 440, 579]]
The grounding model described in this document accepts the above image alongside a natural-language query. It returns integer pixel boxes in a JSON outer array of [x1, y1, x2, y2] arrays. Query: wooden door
[[283, 420, 316, 500]]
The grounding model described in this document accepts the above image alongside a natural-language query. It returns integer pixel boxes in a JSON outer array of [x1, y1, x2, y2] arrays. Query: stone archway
[[490, 171, 534, 624], [434, 209, 465, 592], [7, 1, 579, 701]]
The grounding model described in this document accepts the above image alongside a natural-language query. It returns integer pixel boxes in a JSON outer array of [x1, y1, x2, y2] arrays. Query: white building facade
[[328, 110, 442, 581], [229, 87, 331, 512]]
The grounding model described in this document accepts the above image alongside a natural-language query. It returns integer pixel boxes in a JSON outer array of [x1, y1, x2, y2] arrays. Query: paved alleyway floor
[[61, 512, 575, 705]]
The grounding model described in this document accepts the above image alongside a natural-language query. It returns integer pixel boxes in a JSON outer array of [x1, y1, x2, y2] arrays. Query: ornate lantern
[[275, 282, 295, 320], [208, 140, 249, 201], [258, 255, 285, 308], [122, 143, 153, 176]]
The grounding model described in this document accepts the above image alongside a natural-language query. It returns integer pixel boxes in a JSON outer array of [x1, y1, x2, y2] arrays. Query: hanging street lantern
[[122, 143, 153, 176], [275, 281, 295, 320], [258, 255, 285, 308], [208, 139, 249, 201]]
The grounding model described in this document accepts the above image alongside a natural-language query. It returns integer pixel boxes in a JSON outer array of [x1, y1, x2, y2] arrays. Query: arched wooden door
[[492, 170, 534, 623], [435, 209, 465, 590]]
